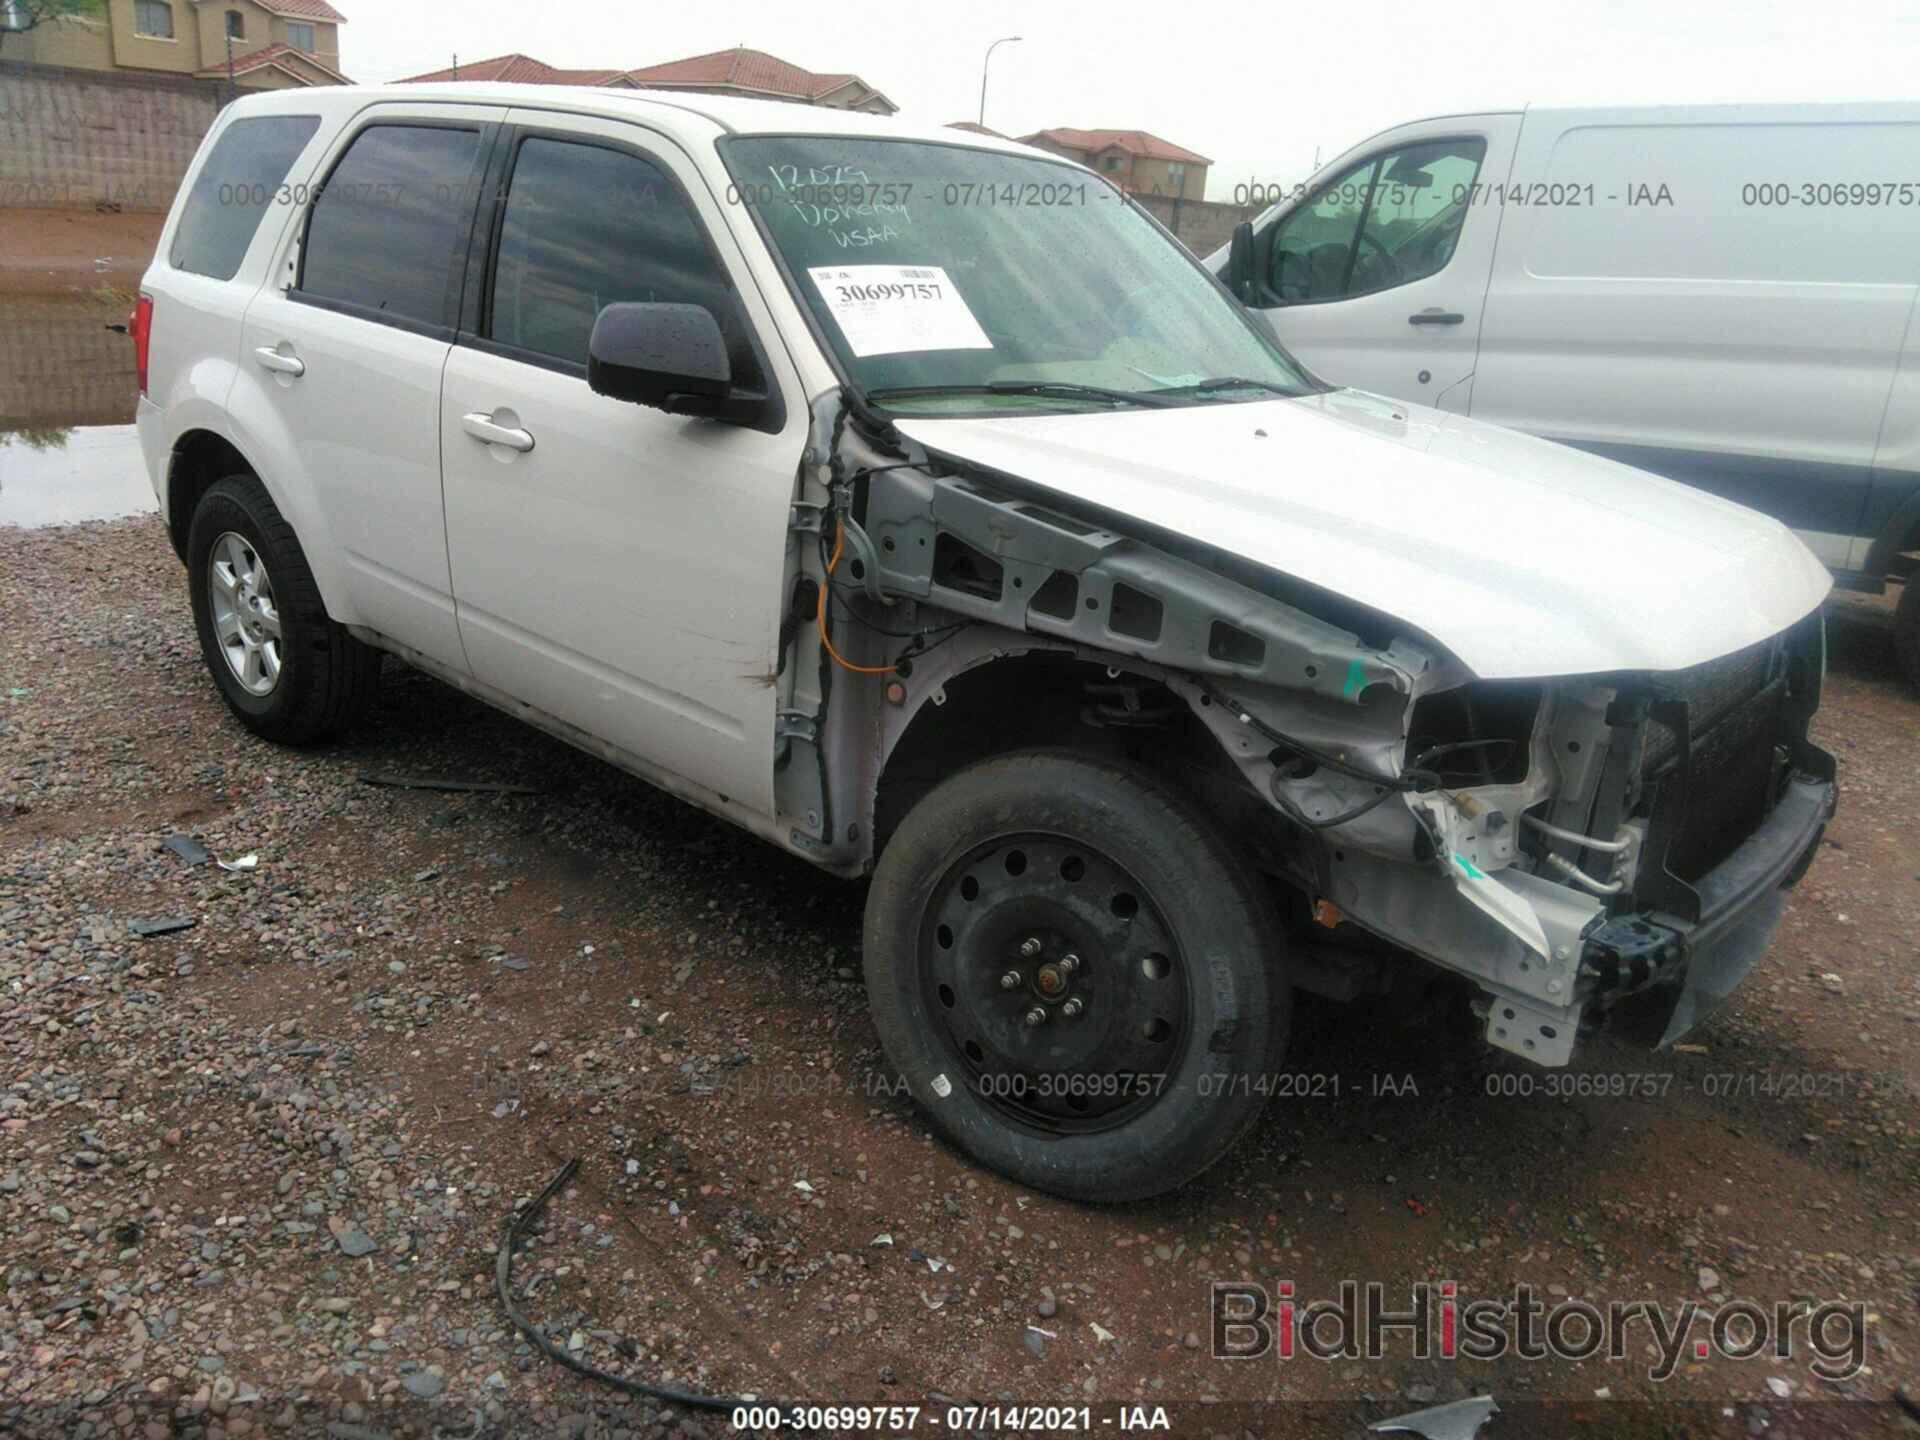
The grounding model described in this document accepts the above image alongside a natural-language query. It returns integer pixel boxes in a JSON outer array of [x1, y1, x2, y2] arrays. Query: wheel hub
[[918, 835, 1190, 1132], [207, 531, 284, 698]]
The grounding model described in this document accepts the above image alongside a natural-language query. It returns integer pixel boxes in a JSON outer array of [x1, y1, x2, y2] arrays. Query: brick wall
[[1133, 192, 1260, 259], [0, 61, 227, 213]]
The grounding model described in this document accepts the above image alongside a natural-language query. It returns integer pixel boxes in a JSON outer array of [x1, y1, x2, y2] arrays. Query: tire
[[1897, 577, 1920, 692], [186, 474, 380, 744], [863, 750, 1290, 1202]]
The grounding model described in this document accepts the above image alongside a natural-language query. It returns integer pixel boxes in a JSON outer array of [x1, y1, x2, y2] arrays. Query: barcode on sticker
[[900, 268, 936, 279]]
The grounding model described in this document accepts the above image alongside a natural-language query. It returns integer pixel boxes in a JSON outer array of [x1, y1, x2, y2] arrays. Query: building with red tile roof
[[399, 45, 896, 114], [1020, 127, 1212, 199]]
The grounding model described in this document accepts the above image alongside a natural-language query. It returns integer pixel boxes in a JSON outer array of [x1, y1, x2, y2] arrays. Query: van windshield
[[722, 136, 1316, 415]]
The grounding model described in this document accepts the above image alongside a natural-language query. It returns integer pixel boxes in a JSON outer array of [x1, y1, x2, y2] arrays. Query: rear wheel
[[187, 475, 380, 744], [1897, 577, 1920, 691], [864, 751, 1289, 1201]]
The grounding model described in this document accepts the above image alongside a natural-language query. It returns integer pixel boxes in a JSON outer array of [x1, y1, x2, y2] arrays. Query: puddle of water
[[0, 295, 140, 432], [0, 425, 157, 528]]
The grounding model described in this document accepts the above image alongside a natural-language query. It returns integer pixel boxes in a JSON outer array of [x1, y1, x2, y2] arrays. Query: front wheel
[[863, 751, 1289, 1201]]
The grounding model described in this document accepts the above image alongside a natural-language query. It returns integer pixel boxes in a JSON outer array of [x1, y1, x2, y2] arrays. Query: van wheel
[[863, 751, 1289, 1201], [186, 475, 380, 744], [1897, 578, 1920, 691]]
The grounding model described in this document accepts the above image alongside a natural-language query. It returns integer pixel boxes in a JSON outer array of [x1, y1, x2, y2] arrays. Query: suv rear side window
[[485, 135, 763, 383], [169, 115, 319, 280], [299, 124, 484, 330]]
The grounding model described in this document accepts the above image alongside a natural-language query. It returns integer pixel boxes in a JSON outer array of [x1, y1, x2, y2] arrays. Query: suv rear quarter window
[[169, 114, 320, 281], [298, 123, 486, 331]]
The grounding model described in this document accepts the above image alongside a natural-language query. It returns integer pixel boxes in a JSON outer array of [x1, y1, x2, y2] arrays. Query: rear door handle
[[461, 411, 535, 453], [1409, 309, 1465, 326], [253, 345, 305, 376]]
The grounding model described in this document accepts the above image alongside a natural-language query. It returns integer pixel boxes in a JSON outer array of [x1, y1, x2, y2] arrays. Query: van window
[[485, 136, 762, 383], [299, 124, 483, 330], [1271, 138, 1485, 302], [169, 115, 319, 281]]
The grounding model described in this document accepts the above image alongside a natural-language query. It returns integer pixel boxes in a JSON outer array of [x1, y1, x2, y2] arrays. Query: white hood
[[894, 390, 1831, 679]]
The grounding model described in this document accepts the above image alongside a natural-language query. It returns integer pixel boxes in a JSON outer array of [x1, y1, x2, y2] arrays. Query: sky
[[348, 0, 1920, 204]]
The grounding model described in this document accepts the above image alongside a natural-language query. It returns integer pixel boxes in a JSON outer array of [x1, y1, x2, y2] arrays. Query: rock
[[1699, 1266, 1721, 1292], [1404, 1383, 1436, 1403], [1036, 1297, 1057, 1319], [402, 1370, 444, 1400], [336, 1227, 377, 1258]]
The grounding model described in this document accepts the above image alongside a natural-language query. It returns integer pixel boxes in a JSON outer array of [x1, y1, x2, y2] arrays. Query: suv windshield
[[722, 136, 1317, 415]]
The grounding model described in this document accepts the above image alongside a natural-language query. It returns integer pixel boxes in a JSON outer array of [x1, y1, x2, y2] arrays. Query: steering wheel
[[1352, 230, 1404, 290]]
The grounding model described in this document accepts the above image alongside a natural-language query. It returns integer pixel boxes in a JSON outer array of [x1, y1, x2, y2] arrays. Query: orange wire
[[818, 518, 898, 675]]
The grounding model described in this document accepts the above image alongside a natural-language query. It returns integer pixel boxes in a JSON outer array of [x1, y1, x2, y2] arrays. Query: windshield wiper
[[1148, 376, 1299, 399], [867, 381, 1179, 410]]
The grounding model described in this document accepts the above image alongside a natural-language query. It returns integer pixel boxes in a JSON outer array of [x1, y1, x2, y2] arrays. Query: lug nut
[[1057, 953, 1080, 974], [1019, 937, 1043, 958], [1023, 1006, 1048, 1027], [1060, 998, 1084, 1019], [999, 970, 1023, 990]]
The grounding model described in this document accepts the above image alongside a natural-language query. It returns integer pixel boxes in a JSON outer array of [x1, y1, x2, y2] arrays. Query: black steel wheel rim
[[917, 832, 1192, 1133]]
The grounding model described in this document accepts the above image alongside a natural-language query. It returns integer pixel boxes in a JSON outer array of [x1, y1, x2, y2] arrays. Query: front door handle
[[461, 411, 535, 453], [1409, 308, 1465, 326], [253, 345, 305, 376]]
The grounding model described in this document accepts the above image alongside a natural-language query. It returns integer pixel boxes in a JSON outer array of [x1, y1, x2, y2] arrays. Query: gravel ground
[[2, 517, 1917, 1439]]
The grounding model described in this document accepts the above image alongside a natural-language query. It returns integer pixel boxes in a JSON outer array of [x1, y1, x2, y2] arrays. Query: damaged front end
[[775, 397, 1836, 1068]]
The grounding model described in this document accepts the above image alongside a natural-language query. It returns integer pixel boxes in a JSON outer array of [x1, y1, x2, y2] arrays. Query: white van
[[1212, 103, 1920, 685]]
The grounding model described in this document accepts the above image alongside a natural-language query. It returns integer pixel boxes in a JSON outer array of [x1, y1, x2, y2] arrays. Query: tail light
[[130, 294, 153, 397]]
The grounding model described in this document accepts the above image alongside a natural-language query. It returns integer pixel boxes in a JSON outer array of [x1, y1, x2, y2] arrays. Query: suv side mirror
[[588, 302, 767, 425], [1226, 221, 1256, 304]]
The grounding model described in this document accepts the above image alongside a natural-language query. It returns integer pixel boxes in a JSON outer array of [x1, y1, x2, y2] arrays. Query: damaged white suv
[[137, 86, 1836, 1200]]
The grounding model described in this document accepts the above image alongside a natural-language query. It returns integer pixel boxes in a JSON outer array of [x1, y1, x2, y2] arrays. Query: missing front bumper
[[1590, 773, 1836, 1048]]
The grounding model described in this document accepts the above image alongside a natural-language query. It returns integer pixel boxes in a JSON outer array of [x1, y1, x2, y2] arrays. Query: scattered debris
[[1369, 1395, 1499, 1440], [497, 1157, 802, 1421], [1089, 1321, 1115, 1344], [791, 1179, 815, 1194], [1766, 1377, 1795, 1398], [870, 1233, 893, 1247], [361, 770, 542, 795], [216, 853, 259, 872], [128, 917, 196, 938], [163, 833, 212, 866]]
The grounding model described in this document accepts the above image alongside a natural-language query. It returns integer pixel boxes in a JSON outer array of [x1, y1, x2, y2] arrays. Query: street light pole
[[978, 35, 1021, 128]]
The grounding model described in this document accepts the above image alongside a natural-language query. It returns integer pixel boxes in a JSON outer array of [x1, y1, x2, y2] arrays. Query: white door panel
[[238, 292, 467, 665], [441, 348, 797, 813]]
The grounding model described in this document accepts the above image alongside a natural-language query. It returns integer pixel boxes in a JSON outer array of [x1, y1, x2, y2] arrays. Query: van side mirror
[[1226, 221, 1256, 304], [588, 302, 767, 425]]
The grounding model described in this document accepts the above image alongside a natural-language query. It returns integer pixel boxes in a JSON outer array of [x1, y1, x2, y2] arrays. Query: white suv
[[137, 85, 1837, 1200]]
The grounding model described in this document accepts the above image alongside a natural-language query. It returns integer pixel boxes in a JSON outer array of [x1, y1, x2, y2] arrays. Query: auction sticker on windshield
[[807, 264, 992, 357]]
